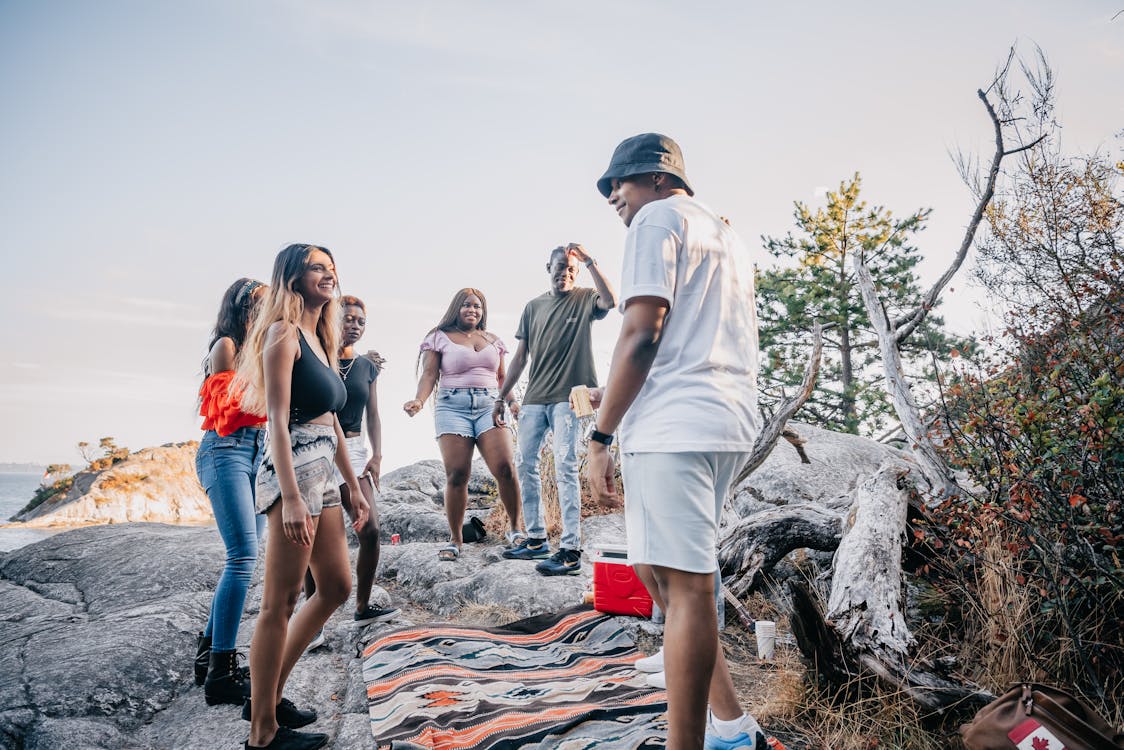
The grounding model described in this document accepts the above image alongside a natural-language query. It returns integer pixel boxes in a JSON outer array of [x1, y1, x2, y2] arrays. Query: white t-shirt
[[617, 194, 761, 453]]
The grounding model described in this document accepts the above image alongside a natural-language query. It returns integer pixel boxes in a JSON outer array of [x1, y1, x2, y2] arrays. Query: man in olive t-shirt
[[493, 243, 616, 576]]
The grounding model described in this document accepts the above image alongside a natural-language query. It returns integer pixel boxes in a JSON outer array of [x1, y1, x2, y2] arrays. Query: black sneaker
[[354, 605, 400, 626], [244, 726, 328, 750], [502, 537, 550, 560], [242, 697, 317, 729], [536, 548, 582, 576]]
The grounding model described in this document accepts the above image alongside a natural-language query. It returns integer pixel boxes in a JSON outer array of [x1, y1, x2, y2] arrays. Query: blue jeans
[[517, 401, 581, 550], [195, 427, 265, 651]]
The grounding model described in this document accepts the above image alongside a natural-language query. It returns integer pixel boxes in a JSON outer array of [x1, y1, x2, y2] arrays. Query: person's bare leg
[[657, 565, 719, 750], [708, 648, 743, 720], [476, 427, 522, 533], [354, 482, 380, 611], [275, 506, 350, 694], [634, 562, 668, 612], [437, 435, 475, 548], [248, 505, 315, 747], [302, 484, 347, 601]]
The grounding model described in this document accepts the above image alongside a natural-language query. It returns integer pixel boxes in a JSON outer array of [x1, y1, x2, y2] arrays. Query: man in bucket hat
[[586, 133, 766, 750]]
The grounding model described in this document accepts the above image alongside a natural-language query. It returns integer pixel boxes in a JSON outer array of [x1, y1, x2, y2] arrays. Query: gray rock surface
[[731, 422, 911, 516], [0, 502, 608, 748]]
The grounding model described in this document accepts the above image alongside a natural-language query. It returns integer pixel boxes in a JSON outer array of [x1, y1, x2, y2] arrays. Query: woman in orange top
[[194, 277, 267, 707]]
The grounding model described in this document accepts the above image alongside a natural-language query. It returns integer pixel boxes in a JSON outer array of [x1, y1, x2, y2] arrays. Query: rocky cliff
[[9, 442, 210, 527]]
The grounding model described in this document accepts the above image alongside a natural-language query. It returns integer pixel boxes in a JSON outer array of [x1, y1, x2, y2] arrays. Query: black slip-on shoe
[[244, 726, 328, 750], [242, 697, 317, 729]]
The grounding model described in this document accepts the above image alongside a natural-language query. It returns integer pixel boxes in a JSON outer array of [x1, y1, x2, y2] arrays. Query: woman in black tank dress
[[235, 244, 370, 750]]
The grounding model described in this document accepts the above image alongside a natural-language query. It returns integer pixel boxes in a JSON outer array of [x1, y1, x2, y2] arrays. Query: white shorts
[[620, 451, 749, 574], [332, 434, 370, 486]]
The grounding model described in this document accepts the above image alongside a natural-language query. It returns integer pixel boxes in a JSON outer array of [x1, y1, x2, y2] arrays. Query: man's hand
[[585, 442, 621, 509], [566, 243, 591, 264], [588, 387, 604, 409], [494, 399, 519, 427]]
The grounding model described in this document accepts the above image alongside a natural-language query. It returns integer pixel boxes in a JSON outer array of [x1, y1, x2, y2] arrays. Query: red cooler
[[592, 544, 653, 618]]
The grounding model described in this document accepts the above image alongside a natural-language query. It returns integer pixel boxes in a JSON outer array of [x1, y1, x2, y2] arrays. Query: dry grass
[[97, 472, 147, 493], [484, 438, 619, 540], [720, 585, 963, 750], [452, 602, 524, 627]]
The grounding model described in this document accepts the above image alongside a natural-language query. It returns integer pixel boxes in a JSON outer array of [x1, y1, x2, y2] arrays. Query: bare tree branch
[[892, 89, 1006, 343], [734, 323, 823, 486]]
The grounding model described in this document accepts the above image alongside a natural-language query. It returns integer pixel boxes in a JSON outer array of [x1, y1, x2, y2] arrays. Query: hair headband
[[235, 280, 263, 307]]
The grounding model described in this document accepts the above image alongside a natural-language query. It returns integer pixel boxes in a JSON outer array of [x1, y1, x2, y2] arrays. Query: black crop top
[[290, 329, 347, 424]]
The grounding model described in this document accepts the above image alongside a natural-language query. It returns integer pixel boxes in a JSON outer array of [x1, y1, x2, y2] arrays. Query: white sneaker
[[704, 709, 765, 750], [645, 671, 666, 689], [305, 629, 326, 652], [635, 646, 664, 673]]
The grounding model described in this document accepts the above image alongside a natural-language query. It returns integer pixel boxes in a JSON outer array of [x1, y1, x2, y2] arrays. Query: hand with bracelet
[[492, 396, 520, 427], [586, 424, 621, 509]]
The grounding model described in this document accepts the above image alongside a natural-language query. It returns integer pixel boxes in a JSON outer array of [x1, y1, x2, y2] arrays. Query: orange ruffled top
[[199, 371, 266, 437]]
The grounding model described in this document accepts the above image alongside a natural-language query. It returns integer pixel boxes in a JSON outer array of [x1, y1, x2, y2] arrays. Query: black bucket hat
[[597, 132, 694, 198]]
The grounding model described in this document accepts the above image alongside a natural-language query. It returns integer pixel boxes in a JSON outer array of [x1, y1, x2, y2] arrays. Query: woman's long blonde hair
[[235, 244, 342, 416]]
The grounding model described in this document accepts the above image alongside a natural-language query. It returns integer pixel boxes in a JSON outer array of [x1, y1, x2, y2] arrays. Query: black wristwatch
[[589, 428, 614, 446]]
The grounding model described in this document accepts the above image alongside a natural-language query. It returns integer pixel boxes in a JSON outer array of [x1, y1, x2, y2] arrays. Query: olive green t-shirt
[[516, 287, 609, 405]]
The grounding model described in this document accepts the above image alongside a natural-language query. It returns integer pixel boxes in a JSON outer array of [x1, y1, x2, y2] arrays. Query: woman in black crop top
[[234, 243, 369, 750]]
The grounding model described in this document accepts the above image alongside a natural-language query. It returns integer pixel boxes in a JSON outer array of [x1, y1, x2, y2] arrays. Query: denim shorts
[[434, 387, 501, 439], [255, 423, 341, 516]]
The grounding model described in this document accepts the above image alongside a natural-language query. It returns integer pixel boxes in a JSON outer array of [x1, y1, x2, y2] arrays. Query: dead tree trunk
[[718, 503, 841, 597], [827, 462, 914, 666], [790, 463, 992, 711]]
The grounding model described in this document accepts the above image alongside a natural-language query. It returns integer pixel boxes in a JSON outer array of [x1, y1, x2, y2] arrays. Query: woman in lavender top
[[403, 288, 523, 561]]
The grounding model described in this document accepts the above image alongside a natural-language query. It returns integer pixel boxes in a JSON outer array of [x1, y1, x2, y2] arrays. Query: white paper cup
[[755, 620, 776, 660], [570, 385, 594, 417]]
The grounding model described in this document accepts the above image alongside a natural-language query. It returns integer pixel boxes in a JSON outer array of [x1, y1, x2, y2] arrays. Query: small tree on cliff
[[757, 174, 963, 435]]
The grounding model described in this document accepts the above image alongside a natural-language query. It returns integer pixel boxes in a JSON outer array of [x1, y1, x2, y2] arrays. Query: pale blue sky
[[1, 1, 1121, 470]]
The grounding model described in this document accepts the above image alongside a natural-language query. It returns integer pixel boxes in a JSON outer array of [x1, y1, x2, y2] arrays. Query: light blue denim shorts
[[434, 387, 501, 439]]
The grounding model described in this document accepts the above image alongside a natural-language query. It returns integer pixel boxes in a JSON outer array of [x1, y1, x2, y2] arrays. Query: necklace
[[339, 357, 356, 380]]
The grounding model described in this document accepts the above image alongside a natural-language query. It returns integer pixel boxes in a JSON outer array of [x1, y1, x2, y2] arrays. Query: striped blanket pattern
[[362, 606, 668, 749]]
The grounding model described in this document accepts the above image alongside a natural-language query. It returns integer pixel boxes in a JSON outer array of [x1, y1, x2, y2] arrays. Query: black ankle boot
[[194, 632, 212, 686], [204, 649, 250, 706]]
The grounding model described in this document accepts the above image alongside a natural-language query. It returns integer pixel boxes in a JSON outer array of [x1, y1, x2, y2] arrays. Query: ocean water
[[0, 473, 58, 552]]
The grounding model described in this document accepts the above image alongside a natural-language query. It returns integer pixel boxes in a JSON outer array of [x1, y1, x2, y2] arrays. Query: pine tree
[[757, 173, 964, 435]]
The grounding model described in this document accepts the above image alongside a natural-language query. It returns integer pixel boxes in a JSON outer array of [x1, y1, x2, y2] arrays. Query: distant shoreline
[[0, 464, 47, 475]]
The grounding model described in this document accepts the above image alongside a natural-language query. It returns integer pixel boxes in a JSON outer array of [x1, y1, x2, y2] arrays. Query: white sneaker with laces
[[645, 671, 666, 689], [635, 646, 664, 673], [704, 708, 765, 750]]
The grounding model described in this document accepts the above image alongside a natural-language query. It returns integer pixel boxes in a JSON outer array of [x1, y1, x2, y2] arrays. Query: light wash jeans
[[516, 401, 581, 550], [195, 427, 265, 651]]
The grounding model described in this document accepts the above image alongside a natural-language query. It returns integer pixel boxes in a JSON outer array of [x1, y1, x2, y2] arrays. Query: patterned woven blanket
[[362, 606, 668, 749]]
